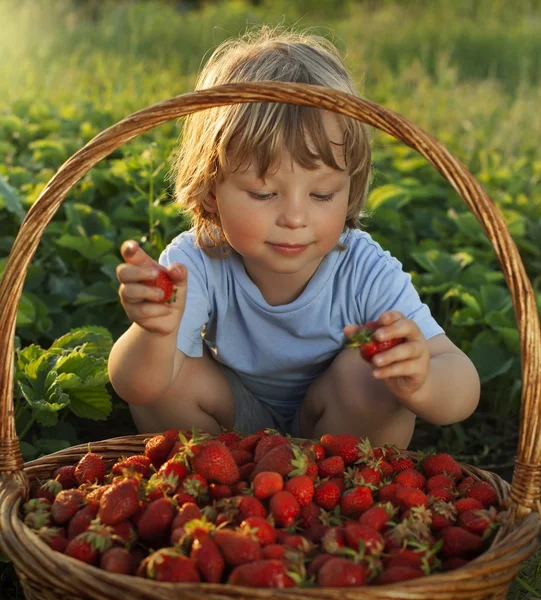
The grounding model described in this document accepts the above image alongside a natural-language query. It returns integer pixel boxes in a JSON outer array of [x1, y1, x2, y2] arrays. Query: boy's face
[[208, 112, 351, 295]]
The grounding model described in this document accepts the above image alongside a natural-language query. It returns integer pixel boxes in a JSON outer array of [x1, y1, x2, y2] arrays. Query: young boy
[[108, 27, 480, 449]]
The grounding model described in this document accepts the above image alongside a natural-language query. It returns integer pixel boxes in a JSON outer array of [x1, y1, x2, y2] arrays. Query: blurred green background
[[1, 0, 541, 597]]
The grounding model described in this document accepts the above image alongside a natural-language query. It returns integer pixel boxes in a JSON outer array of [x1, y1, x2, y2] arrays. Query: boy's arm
[[108, 323, 186, 406], [400, 334, 481, 425]]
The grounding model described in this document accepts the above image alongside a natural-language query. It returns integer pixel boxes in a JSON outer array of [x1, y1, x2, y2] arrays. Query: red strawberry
[[299, 502, 321, 528], [340, 486, 374, 517], [442, 557, 469, 571], [394, 468, 426, 489], [98, 480, 140, 525], [318, 557, 369, 587], [317, 456, 345, 478], [269, 490, 301, 528], [144, 430, 178, 469], [284, 475, 314, 507], [321, 527, 347, 554], [65, 529, 113, 565], [51, 489, 85, 525], [191, 440, 240, 485], [137, 497, 175, 542], [209, 483, 233, 500], [426, 474, 456, 493], [74, 452, 106, 485], [216, 431, 241, 447], [457, 476, 476, 494], [52, 465, 77, 489], [421, 453, 462, 481], [465, 482, 499, 507], [112, 455, 152, 478], [346, 321, 405, 362], [252, 471, 284, 500], [190, 535, 225, 583], [171, 502, 202, 531], [37, 526, 68, 553], [213, 529, 263, 566], [67, 501, 100, 539], [458, 508, 497, 536], [250, 444, 308, 480], [254, 434, 290, 462], [146, 547, 200, 582], [147, 269, 175, 303], [343, 522, 384, 554], [359, 505, 394, 532], [431, 500, 457, 531], [228, 559, 296, 588], [100, 547, 137, 574], [262, 544, 287, 560], [389, 456, 415, 472], [440, 526, 484, 558], [374, 565, 424, 584], [237, 495, 268, 520], [240, 516, 277, 546], [35, 479, 63, 503], [394, 486, 428, 510], [429, 488, 455, 503], [229, 448, 254, 466], [237, 434, 261, 453], [454, 497, 484, 514], [319, 433, 361, 464], [378, 483, 402, 505]]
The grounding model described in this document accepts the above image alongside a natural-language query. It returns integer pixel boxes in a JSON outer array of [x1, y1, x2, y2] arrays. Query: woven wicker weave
[[0, 82, 540, 600]]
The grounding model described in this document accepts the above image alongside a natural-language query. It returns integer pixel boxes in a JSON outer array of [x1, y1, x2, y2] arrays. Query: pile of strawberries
[[22, 428, 504, 588]]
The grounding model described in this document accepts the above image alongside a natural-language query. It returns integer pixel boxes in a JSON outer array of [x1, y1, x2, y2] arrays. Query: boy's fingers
[[120, 240, 156, 267], [166, 263, 188, 285], [343, 324, 363, 339], [116, 263, 159, 283]]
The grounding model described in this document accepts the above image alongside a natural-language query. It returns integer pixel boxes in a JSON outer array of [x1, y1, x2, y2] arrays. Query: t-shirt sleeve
[[359, 242, 444, 340], [159, 242, 211, 357]]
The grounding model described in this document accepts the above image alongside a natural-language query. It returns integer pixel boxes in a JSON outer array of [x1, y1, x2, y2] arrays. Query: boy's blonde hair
[[171, 26, 372, 255]]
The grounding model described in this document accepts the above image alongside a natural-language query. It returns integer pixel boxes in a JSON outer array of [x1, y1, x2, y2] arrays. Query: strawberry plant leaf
[[56, 234, 114, 260], [468, 331, 515, 383], [0, 175, 25, 222]]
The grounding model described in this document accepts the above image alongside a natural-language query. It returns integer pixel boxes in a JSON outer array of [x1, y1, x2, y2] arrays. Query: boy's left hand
[[344, 310, 430, 402]]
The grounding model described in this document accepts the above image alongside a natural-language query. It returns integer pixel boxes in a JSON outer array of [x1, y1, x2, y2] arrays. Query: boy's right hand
[[116, 240, 188, 336]]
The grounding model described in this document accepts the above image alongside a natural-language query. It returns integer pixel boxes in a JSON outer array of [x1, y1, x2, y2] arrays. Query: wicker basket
[[1, 82, 540, 600]]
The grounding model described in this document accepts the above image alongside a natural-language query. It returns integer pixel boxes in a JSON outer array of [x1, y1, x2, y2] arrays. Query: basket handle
[[1, 82, 539, 519]]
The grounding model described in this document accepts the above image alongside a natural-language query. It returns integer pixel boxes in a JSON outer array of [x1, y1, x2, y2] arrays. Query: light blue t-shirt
[[160, 228, 444, 422]]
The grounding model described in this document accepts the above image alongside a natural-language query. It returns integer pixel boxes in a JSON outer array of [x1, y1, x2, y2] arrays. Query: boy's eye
[[248, 192, 274, 201], [312, 193, 335, 202]]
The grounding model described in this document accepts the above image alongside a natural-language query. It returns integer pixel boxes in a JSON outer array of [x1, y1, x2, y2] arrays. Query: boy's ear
[[203, 191, 218, 214]]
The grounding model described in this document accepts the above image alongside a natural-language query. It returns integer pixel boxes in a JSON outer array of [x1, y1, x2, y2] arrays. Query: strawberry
[[190, 440, 240, 485], [252, 471, 284, 500], [37, 526, 68, 553], [319, 433, 361, 464], [457, 476, 476, 494], [147, 269, 175, 303], [237, 434, 262, 453], [190, 535, 225, 583], [250, 444, 308, 480], [343, 522, 384, 554], [299, 502, 321, 528], [321, 527, 347, 554], [269, 490, 301, 528], [359, 505, 394, 532], [74, 451, 106, 485], [458, 508, 497, 536], [454, 497, 484, 514], [237, 495, 268, 520], [395, 486, 428, 510], [98, 480, 140, 525], [340, 486, 374, 518], [346, 321, 405, 362], [318, 557, 369, 587], [144, 430, 178, 469], [317, 456, 345, 478], [240, 516, 277, 546], [209, 483, 233, 500], [431, 500, 457, 531], [254, 434, 290, 462], [440, 526, 484, 558], [51, 489, 85, 525], [284, 475, 314, 507], [348, 466, 380, 487], [156, 459, 189, 493], [229, 448, 254, 466], [374, 565, 424, 584], [100, 547, 137, 574], [262, 544, 287, 560], [65, 529, 113, 565], [420, 453, 462, 481], [426, 474, 456, 493], [394, 468, 426, 489], [213, 529, 263, 566], [112, 455, 152, 478], [389, 456, 415, 472], [228, 559, 296, 588], [378, 483, 402, 505], [441, 557, 469, 571], [216, 430, 241, 447], [67, 501, 100, 539], [171, 502, 202, 531], [465, 482, 499, 507], [52, 465, 77, 489], [137, 497, 175, 542], [35, 479, 63, 503], [429, 488, 455, 503], [146, 547, 201, 582]]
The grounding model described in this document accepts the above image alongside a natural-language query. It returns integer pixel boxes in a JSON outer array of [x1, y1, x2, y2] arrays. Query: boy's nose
[[276, 195, 308, 229]]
